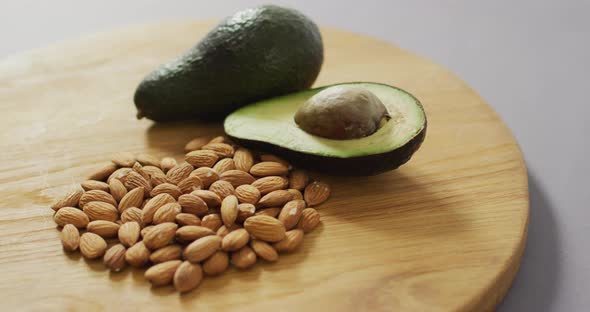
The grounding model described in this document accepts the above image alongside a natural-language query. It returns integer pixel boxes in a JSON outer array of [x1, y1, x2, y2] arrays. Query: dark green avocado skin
[[134, 5, 324, 122]]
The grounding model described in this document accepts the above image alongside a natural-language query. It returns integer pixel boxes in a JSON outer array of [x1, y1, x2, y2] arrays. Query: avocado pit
[[294, 85, 389, 140]]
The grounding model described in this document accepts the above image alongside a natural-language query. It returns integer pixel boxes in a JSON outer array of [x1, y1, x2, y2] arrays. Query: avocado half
[[224, 82, 427, 175]]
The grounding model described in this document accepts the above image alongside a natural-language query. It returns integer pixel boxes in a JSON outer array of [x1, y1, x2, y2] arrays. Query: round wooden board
[[0, 21, 528, 311]]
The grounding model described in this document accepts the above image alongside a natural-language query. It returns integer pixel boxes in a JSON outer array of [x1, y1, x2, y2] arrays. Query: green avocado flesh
[[224, 82, 427, 175]]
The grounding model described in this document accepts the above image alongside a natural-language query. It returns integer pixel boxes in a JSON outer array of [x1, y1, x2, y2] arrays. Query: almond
[[233, 148, 254, 172], [80, 180, 110, 192], [108, 178, 127, 203], [88, 162, 118, 181], [54, 207, 89, 228], [199, 213, 223, 232], [175, 213, 201, 226], [142, 222, 178, 250], [202, 143, 234, 158], [118, 221, 140, 247], [83, 201, 119, 222], [251, 176, 289, 194], [184, 136, 211, 152], [79, 190, 117, 208], [208, 136, 227, 144], [278, 200, 305, 230], [174, 261, 203, 293], [136, 153, 161, 167], [185, 150, 218, 168], [244, 215, 286, 242], [235, 185, 261, 205], [150, 183, 182, 199], [118, 187, 145, 213], [250, 240, 279, 262], [176, 226, 215, 243], [153, 203, 181, 224], [298, 208, 321, 233], [254, 207, 281, 218], [231, 246, 257, 269], [216, 224, 242, 238], [51, 189, 84, 211], [140, 225, 154, 238], [104, 244, 127, 271], [191, 190, 221, 208], [220, 195, 239, 227], [87, 220, 120, 238], [111, 152, 136, 167], [221, 228, 249, 252], [236, 203, 256, 223], [60, 224, 80, 251], [202, 251, 229, 275], [212, 158, 235, 174], [287, 188, 303, 200], [258, 190, 292, 207], [304, 181, 331, 206], [132, 161, 151, 181], [150, 244, 183, 264], [125, 242, 151, 267], [141, 193, 176, 224], [107, 167, 132, 184], [184, 235, 222, 262], [259, 154, 290, 167], [250, 161, 289, 177], [166, 162, 194, 185], [288, 170, 309, 190], [124, 171, 152, 193], [120, 207, 143, 224], [142, 166, 167, 186], [160, 157, 178, 173], [178, 194, 208, 216], [189, 167, 219, 188], [145, 260, 182, 287], [79, 232, 107, 259], [273, 229, 304, 253], [209, 180, 235, 199], [177, 176, 203, 194], [219, 170, 256, 187]]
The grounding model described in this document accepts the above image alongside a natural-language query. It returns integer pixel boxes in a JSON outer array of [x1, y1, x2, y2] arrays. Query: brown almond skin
[[176, 226, 215, 243], [219, 170, 256, 187], [298, 208, 321, 233], [178, 194, 209, 216], [51, 189, 84, 211], [236, 203, 256, 223], [107, 167, 132, 184], [251, 176, 289, 195], [202, 251, 229, 275], [111, 152, 136, 167], [145, 260, 182, 287], [191, 190, 221, 208], [120, 207, 143, 224], [54, 207, 89, 228], [202, 143, 234, 158], [153, 203, 181, 224], [288, 170, 309, 190], [124, 170, 152, 193], [254, 207, 281, 218], [184, 235, 222, 263], [174, 261, 203, 293], [250, 240, 279, 262], [79, 190, 117, 208], [185, 150, 219, 168], [304, 181, 331, 206], [150, 183, 182, 199], [160, 157, 178, 173], [273, 229, 304, 253], [185, 137, 211, 152], [213, 158, 236, 174], [104, 244, 127, 272], [118, 222, 140, 247], [231, 246, 257, 269], [216, 224, 242, 238], [209, 180, 235, 199], [235, 185, 261, 205], [79, 232, 107, 259], [220, 195, 239, 227], [86, 220, 120, 238], [141, 193, 176, 224], [258, 190, 293, 207], [244, 215, 286, 242], [83, 201, 119, 222], [175, 213, 201, 226], [166, 163, 194, 185], [150, 245, 183, 264], [125, 242, 151, 267], [278, 200, 305, 230], [287, 189, 304, 200], [81, 180, 110, 192], [201, 213, 223, 232], [60, 224, 80, 251], [177, 176, 203, 194], [142, 222, 178, 250], [109, 178, 128, 203], [189, 167, 219, 188], [88, 162, 117, 181], [140, 225, 154, 238], [118, 187, 145, 213], [250, 161, 289, 177], [221, 228, 250, 252], [259, 154, 290, 167], [136, 153, 161, 167], [233, 148, 254, 172]]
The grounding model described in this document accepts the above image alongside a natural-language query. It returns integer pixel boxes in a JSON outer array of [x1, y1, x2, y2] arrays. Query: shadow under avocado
[[145, 121, 224, 156], [497, 172, 560, 311]]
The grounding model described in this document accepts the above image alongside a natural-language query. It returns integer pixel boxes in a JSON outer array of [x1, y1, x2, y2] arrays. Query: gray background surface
[[2, 1, 588, 311]]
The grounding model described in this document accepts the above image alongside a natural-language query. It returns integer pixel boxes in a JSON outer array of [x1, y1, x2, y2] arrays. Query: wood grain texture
[[0, 21, 528, 311]]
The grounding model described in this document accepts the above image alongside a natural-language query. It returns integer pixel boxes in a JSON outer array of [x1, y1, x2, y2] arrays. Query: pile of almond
[[50, 136, 329, 293]]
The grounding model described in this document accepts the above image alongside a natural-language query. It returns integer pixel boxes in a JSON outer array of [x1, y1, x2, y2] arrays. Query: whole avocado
[[134, 5, 324, 121]]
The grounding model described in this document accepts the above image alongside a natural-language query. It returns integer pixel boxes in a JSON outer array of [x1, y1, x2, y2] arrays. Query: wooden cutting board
[[0, 21, 528, 312]]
